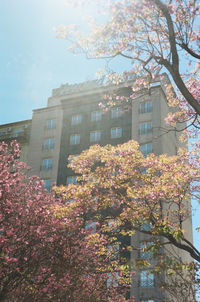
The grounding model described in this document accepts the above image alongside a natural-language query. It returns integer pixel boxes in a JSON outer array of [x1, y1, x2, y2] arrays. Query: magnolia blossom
[[61, 0, 200, 135]]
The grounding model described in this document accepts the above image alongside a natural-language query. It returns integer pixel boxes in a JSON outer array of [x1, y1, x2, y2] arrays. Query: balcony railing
[[0, 127, 31, 143]]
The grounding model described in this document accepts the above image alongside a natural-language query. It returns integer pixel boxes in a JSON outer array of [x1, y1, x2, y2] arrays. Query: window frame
[[43, 138, 55, 150], [44, 179, 51, 191], [111, 127, 122, 139], [46, 119, 56, 130], [139, 241, 153, 259], [42, 158, 53, 171], [70, 134, 80, 145], [140, 143, 152, 156], [91, 111, 102, 122], [140, 271, 154, 287], [139, 122, 152, 135], [90, 130, 101, 142], [71, 114, 82, 126], [111, 107, 122, 119], [107, 272, 119, 288], [139, 101, 152, 114]]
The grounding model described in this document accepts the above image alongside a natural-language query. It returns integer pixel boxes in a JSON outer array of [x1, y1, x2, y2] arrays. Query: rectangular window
[[90, 130, 101, 142], [70, 134, 80, 145], [71, 114, 82, 126], [66, 176, 77, 185], [91, 111, 102, 122], [141, 223, 152, 231], [140, 143, 152, 156], [108, 244, 120, 260], [42, 159, 53, 171], [111, 107, 122, 119], [44, 179, 51, 191], [107, 272, 118, 288], [140, 101, 152, 114], [139, 122, 152, 135], [0, 131, 6, 137], [111, 127, 122, 139], [46, 119, 56, 130], [140, 271, 154, 287], [85, 222, 97, 233], [44, 138, 55, 150], [13, 128, 24, 137], [139, 242, 153, 259]]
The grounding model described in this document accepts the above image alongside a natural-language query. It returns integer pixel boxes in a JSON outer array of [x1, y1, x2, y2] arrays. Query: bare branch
[[179, 42, 200, 59]]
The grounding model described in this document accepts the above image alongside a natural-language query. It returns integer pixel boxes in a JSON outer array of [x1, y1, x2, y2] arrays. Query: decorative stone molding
[[52, 80, 105, 97]]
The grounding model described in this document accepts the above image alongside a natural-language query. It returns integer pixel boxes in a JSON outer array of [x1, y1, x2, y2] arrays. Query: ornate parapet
[[51, 80, 104, 97]]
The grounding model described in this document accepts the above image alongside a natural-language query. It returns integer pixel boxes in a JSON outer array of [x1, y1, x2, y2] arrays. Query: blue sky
[[0, 0, 113, 124], [1, 0, 199, 260]]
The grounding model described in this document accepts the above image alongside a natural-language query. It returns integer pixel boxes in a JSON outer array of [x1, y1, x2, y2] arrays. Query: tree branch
[[179, 42, 200, 59], [164, 232, 200, 263], [152, 0, 179, 71], [153, 56, 200, 115]]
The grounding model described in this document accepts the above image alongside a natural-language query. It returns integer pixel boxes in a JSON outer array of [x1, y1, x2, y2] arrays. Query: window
[[91, 111, 102, 122], [71, 114, 82, 126], [85, 222, 97, 233], [107, 272, 118, 288], [44, 179, 51, 191], [108, 244, 120, 260], [46, 119, 56, 130], [141, 300, 154, 302], [0, 131, 6, 137], [111, 107, 122, 118], [70, 134, 80, 145], [111, 127, 122, 139], [139, 242, 153, 259], [150, 81, 160, 87], [44, 138, 55, 150], [139, 122, 152, 135], [66, 176, 77, 185], [141, 223, 152, 231], [90, 130, 101, 142], [13, 128, 24, 137], [140, 271, 154, 287], [140, 143, 152, 156], [42, 159, 53, 171], [140, 101, 152, 114]]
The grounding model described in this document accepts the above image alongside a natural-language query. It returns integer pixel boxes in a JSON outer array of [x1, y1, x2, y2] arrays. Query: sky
[[0, 0, 125, 124], [1, 0, 199, 265]]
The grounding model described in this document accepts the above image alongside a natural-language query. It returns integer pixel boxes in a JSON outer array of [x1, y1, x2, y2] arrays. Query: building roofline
[[33, 104, 62, 113], [0, 119, 32, 128], [48, 73, 171, 104]]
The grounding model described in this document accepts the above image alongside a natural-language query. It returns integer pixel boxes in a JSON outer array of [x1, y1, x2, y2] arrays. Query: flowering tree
[[0, 141, 132, 302], [62, 141, 200, 301], [55, 1, 200, 297], [56, 0, 200, 134]]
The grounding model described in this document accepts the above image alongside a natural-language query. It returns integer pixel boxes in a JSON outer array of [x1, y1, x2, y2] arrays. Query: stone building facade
[[0, 119, 31, 163]]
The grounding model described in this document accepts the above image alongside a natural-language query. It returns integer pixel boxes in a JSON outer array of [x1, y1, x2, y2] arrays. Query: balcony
[[0, 125, 31, 144]]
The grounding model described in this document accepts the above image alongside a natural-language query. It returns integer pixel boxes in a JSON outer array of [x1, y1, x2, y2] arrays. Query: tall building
[[0, 78, 193, 301], [26, 78, 180, 188]]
